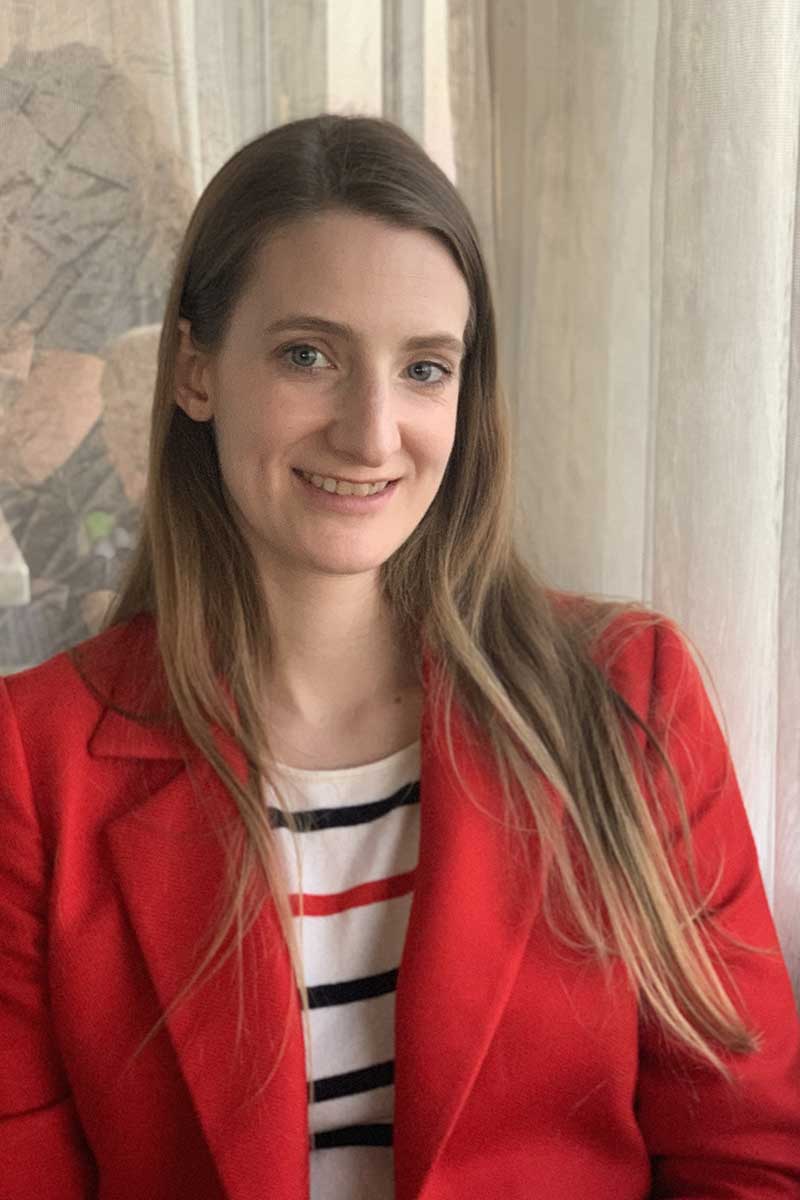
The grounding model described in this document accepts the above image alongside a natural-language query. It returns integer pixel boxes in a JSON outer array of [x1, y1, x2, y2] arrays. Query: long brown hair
[[93, 112, 758, 1088]]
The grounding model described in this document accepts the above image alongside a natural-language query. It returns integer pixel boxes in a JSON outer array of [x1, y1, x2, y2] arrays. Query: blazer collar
[[86, 613, 240, 767], [90, 615, 561, 1200]]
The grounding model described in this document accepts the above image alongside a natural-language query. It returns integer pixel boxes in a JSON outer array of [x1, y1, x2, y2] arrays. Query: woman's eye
[[407, 361, 452, 387], [282, 344, 331, 371]]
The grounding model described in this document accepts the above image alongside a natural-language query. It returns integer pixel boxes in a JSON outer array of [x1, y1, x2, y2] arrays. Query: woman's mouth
[[292, 468, 400, 513]]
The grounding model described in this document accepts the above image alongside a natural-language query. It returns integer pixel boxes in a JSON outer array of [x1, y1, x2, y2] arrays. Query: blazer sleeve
[[626, 618, 800, 1195], [0, 678, 96, 1197]]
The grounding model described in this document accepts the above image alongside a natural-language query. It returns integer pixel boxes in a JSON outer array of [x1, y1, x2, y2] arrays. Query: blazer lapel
[[393, 653, 563, 1200], [87, 622, 309, 1200]]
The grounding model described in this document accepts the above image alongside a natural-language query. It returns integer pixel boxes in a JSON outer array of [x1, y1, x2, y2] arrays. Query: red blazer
[[1, 609, 799, 1199]]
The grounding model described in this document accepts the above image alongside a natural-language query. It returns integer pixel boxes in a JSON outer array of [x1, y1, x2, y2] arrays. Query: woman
[[1, 113, 798, 1200]]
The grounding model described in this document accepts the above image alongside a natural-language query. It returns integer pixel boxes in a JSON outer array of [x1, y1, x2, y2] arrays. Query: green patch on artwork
[[84, 510, 116, 542]]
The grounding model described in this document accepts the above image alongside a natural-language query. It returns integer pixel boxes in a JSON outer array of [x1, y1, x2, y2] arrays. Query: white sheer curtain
[[1, 0, 796, 993], [448, 0, 800, 993]]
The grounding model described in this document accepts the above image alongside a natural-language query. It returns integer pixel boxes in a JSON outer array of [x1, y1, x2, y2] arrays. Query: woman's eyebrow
[[264, 313, 465, 357]]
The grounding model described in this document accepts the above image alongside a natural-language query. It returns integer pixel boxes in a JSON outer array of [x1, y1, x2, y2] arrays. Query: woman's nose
[[329, 373, 403, 464]]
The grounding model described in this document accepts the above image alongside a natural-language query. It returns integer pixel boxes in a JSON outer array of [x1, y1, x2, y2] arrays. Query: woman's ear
[[175, 318, 214, 422]]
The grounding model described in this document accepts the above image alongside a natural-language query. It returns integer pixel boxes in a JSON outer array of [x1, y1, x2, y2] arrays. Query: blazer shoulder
[[566, 596, 707, 730], [2, 613, 158, 731]]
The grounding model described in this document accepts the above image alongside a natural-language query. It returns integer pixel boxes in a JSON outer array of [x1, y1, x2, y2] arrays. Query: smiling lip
[[293, 468, 400, 512], [294, 468, 397, 484]]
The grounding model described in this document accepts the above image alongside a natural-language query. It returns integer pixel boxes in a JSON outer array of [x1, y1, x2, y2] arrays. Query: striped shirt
[[263, 738, 422, 1200]]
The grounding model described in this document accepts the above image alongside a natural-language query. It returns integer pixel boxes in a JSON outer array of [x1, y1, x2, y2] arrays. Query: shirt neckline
[[271, 736, 422, 779]]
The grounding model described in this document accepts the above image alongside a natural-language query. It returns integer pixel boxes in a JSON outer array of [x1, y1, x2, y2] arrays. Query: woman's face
[[176, 209, 471, 586]]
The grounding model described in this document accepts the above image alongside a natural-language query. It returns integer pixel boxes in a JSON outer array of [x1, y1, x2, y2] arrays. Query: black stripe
[[307, 968, 399, 1010], [313, 1059, 394, 1104], [269, 781, 419, 832], [313, 1123, 393, 1149]]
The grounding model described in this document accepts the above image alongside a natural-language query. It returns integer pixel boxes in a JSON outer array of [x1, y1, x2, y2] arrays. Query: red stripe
[[289, 870, 416, 917]]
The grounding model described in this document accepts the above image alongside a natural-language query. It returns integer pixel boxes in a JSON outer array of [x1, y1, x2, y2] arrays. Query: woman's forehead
[[244, 213, 470, 337]]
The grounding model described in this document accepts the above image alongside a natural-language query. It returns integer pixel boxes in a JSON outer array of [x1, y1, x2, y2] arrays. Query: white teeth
[[300, 471, 390, 496]]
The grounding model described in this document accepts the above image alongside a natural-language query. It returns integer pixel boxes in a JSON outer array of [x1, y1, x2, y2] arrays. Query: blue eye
[[283, 345, 330, 371], [279, 343, 453, 390], [406, 361, 452, 388]]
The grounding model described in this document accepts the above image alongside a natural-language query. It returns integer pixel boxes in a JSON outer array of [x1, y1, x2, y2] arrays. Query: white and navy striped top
[[263, 738, 422, 1200]]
